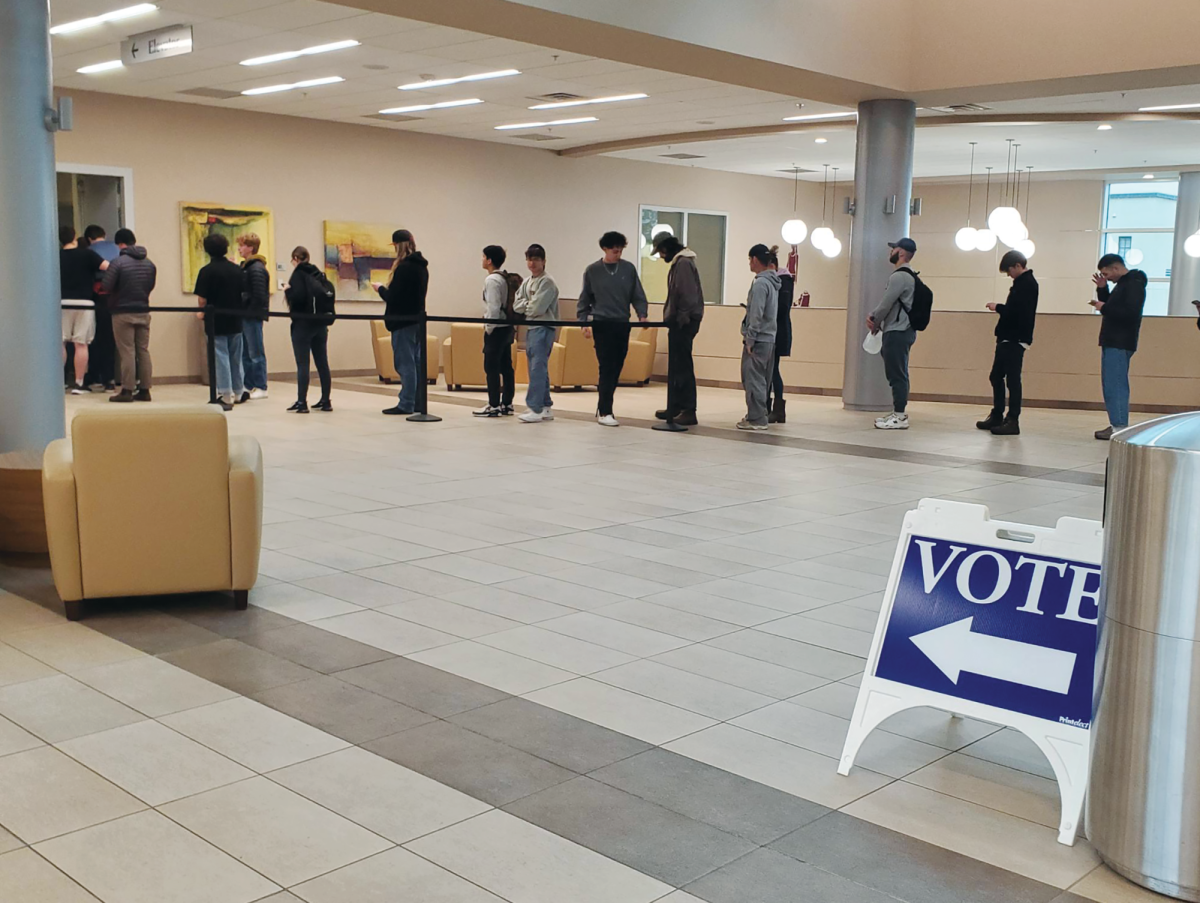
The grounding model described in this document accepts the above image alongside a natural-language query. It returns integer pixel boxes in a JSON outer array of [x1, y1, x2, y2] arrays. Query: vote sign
[[875, 535, 1099, 727]]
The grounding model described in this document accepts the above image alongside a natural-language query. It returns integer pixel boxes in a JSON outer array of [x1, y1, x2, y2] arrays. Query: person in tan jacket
[[652, 233, 704, 432]]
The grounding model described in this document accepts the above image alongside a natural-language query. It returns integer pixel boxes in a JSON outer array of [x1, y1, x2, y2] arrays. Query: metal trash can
[[1090, 412, 1200, 900]]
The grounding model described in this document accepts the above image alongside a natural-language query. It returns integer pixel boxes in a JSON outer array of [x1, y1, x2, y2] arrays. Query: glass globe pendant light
[[780, 166, 808, 246], [821, 167, 843, 258], [974, 166, 997, 251], [954, 142, 979, 251], [988, 139, 1023, 233], [810, 164, 834, 251]]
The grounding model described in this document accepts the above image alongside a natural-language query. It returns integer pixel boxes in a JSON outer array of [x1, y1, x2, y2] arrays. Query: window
[[638, 205, 728, 305], [1101, 180, 1179, 316]]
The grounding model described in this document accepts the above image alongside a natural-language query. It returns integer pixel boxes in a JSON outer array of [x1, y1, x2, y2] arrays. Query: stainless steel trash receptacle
[[1090, 413, 1200, 900]]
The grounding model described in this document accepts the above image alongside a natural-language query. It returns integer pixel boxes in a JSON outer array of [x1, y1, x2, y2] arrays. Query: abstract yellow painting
[[323, 221, 395, 301], [180, 202, 274, 293]]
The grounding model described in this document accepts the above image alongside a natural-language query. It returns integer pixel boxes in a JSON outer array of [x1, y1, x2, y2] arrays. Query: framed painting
[[323, 221, 395, 301], [180, 202, 274, 293]]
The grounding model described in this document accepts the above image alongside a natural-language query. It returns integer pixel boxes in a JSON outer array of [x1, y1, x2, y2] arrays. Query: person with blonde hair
[[238, 232, 271, 400], [372, 229, 429, 415]]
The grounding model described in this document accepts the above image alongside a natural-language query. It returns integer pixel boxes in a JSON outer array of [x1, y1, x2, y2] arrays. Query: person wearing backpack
[[977, 249, 1037, 436], [284, 246, 333, 413], [866, 237, 920, 430], [476, 244, 517, 417]]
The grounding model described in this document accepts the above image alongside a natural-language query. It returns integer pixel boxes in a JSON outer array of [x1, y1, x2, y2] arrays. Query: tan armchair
[[42, 407, 263, 621], [442, 323, 487, 390], [514, 337, 567, 389], [558, 327, 600, 389], [370, 321, 438, 384], [620, 327, 659, 386]]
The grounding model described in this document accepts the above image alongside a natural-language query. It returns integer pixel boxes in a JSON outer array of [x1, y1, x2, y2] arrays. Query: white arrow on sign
[[910, 617, 1077, 694]]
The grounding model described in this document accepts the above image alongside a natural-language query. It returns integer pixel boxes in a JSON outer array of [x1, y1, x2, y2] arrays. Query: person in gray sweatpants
[[738, 244, 780, 431]]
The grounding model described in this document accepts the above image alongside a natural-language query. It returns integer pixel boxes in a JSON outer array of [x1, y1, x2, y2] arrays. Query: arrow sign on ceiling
[[910, 617, 1077, 694]]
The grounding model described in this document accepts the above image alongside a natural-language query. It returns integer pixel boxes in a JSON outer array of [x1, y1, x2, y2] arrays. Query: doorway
[[55, 163, 134, 236]]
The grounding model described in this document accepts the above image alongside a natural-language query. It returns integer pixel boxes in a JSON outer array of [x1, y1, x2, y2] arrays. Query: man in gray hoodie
[[102, 228, 157, 402], [652, 233, 704, 432], [739, 244, 780, 431], [866, 237, 918, 430]]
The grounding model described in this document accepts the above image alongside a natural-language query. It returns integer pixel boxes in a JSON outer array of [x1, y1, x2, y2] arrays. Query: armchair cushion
[[620, 327, 658, 385], [558, 327, 600, 388], [443, 323, 487, 389]]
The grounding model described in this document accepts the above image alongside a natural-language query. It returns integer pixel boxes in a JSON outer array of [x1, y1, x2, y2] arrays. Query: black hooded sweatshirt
[[377, 251, 429, 331], [994, 269, 1038, 346], [1097, 269, 1148, 352]]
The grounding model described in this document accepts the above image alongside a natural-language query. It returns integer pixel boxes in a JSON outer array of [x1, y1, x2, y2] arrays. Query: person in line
[[1091, 253, 1148, 440], [866, 238, 919, 431], [738, 243, 780, 431], [577, 231, 649, 427], [83, 224, 120, 391], [194, 233, 247, 412], [652, 232, 704, 432], [514, 243, 559, 423], [102, 228, 156, 402], [59, 226, 107, 395], [977, 250, 1038, 436], [238, 233, 271, 401], [283, 246, 332, 413], [476, 245, 516, 417], [373, 229, 429, 416], [766, 246, 795, 424]]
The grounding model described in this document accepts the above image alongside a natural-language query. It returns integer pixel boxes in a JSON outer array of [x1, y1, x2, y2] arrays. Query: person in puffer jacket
[[238, 233, 271, 401], [101, 228, 157, 402]]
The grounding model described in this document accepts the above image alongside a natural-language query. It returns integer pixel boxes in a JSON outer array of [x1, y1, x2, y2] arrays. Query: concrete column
[[1168, 171, 1200, 316], [0, 0, 64, 454], [842, 99, 916, 411]]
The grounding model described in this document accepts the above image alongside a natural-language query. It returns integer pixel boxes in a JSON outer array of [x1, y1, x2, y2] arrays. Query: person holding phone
[[1091, 253, 1147, 441], [977, 250, 1038, 436]]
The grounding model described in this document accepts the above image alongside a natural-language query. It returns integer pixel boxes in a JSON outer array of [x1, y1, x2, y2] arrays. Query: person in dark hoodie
[[284, 246, 332, 413], [652, 232, 704, 432], [372, 229, 429, 416], [1091, 253, 1148, 440], [766, 246, 795, 424], [194, 233, 247, 412], [101, 228, 156, 402], [977, 249, 1038, 436], [238, 233, 271, 401], [738, 244, 780, 431]]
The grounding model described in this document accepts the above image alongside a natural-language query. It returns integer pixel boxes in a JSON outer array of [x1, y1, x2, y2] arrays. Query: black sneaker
[[290, 402, 310, 414], [382, 405, 413, 415], [133, 389, 151, 402], [236, 391, 250, 405], [313, 399, 333, 412], [219, 399, 234, 412], [502, 405, 515, 416], [976, 412, 1004, 431], [991, 418, 1020, 436], [474, 405, 501, 417], [675, 411, 698, 426], [109, 390, 134, 403], [655, 410, 670, 421]]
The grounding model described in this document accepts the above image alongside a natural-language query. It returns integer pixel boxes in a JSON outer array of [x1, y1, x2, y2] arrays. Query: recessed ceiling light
[[1097, 124, 1113, 130], [240, 40, 360, 67], [379, 98, 483, 114], [77, 60, 124, 74], [782, 111, 856, 122], [528, 93, 647, 110], [1144, 173, 1155, 179], [1138, 102, 1200, 112], [495, 116, 598, 131], [399, 69, 519, 90], [242, 76, 344, 96], [50, 3, 156, 35], [814, 137, 828, 144]]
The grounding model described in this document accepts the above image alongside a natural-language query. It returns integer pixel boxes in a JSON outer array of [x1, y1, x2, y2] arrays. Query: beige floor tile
[[960, 727, 1057, 780], [0, 746, 145, 843], [409, 641, 575, 695], [905, 751, 1062, 829], [0, 596, 64, 636], [0, 714, 42, 757], [1070, 864, 1179, 902], [0, 641, 57, 688], [525, 678, 715, 746], [0, 848, 101, 902], [592, 659, 776, 721], [0, 825, 20, 854], [292, 847, 505, 902], [310, 609, 457, 655], [378, 597, 523, 638], [479, 625, 637, 675], [71, 656, 237, 717], [161, 777, 392, 887], [3, 624, 144, 674], [58, 721, 254, 806], [35, 810, 279, 903], [0, 674, 144, 743]]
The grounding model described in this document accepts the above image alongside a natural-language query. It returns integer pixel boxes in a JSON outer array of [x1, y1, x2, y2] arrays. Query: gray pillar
[[843, 99, 916, 411], [1168, 171, 1200, 316], [0, 0, 64, 454]]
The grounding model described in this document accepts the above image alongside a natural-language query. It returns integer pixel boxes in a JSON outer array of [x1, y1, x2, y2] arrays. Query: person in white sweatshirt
[[513, 244, 560, 423], [476, 245, 515, 417]]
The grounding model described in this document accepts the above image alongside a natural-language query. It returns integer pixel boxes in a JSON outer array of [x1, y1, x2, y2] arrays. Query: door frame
[[55, 162, 135, 230]]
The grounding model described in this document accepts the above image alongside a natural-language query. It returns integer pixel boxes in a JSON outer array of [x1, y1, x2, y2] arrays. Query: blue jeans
[[213, 333, 245, 401], [241, 318, 267, 390], [390, 325, 420, 411], [525, 326, 555, 413], [1101, 347, 1134, 428]]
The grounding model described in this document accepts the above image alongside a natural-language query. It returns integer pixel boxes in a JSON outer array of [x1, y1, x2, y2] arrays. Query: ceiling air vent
[[512, 134, 564, 141], [927, 103, 993, 114], [660, 153, 706, 160], [363, 113, 423, 122], [528, 92, 585, 103], [178, 87, 241, 100]]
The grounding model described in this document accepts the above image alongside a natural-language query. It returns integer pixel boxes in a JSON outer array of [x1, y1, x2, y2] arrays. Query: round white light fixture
[[1126, 248, 1144, 266], [651, 224, 673, 239], [1097, 124, 1113, 131], [987, 206, 1021, 233], [821, 237, 843, 258], [810, 226, 834, 250], [974, 229, 998, 252], [998, 221, 1029, 246], [1185, 231, 1200, 258], [781, 219, 808, 246], [1143, 174, 1155, 180], [814, 137, 827, 144], [1015, 239, 1036, 259], [955, 226, 978, 252]]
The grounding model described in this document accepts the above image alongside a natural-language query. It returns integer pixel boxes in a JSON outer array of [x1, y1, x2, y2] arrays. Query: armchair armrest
[[228, 435, 263, 591], [42, 439, 84, 602]]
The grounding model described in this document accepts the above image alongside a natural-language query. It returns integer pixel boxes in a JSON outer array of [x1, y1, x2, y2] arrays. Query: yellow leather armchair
[[620, 327, 659, 385], [370, 321, 438, 383], [558, 326, 600, 389], [42, 407, 263, 621], [442, 323, 487, 390], [514, 337, 566, 388]]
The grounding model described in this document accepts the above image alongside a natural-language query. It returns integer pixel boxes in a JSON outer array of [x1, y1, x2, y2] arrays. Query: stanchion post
[[205, 314, 218, 405], [407, 310, 441, 423]]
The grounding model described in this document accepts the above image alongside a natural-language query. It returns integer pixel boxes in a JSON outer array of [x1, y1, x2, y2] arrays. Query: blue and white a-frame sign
[[839, 499, 1103, 846]]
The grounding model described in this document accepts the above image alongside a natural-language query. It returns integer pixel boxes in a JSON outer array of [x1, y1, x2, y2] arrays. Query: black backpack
[[897, 266, 933, 331], [500, 270, 524, 322], [308, 269, 336, 322]]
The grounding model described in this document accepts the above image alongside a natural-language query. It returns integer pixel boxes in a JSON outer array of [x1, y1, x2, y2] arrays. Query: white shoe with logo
[[519, 410, 545, 423], [473, 405, 501, 417], [874, 412, 910, 430], [597, 414, 619, 427], [542, 409, 554, 421], [249, 388, 268, 400]]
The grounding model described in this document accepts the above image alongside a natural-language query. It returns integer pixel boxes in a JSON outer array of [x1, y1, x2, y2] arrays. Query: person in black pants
[[652, 233, 704, 432], [476, 245, 515, 416], [766, 247, 795, 423], [284, 246, 332, 413], [977, 249, 1038, 436]]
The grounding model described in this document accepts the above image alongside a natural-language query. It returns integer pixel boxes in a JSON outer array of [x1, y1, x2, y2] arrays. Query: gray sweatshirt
[[514, 273, 560, 323], [742, 269, 780, 345], [482, 271, 508, 334], [577, 259, 649, 322], [871, 268, 915, 332]]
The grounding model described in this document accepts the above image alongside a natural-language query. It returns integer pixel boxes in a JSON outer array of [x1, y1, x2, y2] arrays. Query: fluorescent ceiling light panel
[[782, 111, 856, 122], [528, 93, 648, 110], [495, 117, 598, 131], [77, 60, 124, 74], [240, 40, 360, 67], [1097, 124, 1113, 130], [242, 76, 344, 96], [1138, 102, 1200, 112], [379, 98, 484, 114], [50, 3, 157, 34], [399, 69, 520, 90]]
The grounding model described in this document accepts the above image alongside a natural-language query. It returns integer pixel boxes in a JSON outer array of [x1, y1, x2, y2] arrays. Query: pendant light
[[997, 143, 1029, 246], [974, 167, 998, 251], [780, 166, 808, 246], [1014, 166, 1036, 259], [955, 142, 979, 251], [822, 167, 843, 258], [988, 139, 1022, 234], [811, 165, 834, 251]]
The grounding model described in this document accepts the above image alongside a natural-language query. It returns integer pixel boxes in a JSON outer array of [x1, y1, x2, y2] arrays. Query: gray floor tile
[[251, 676, 434, 744], [589, 749, 829, 844], [770, 811, 1061, 903], [86, 610, 224, 655], [160, 639, 319, 696], [1048, 896, 1091, 903], [685, 847, 898, 903], [504, 776, 756, 887], [449, 697, 652, 772], [335, 657, 508, 717], [238, 624, 394, 674], [362, 720, 574, 807], [163, 600, 300, 638]]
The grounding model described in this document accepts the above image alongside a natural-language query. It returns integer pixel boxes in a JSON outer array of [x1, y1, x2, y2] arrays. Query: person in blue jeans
[[1091, 254, 1147, 441], [513, 244, 560, 423], [193, 233, 247, 411], [238, 233, 271, 400], [373, 229, 429, 415]]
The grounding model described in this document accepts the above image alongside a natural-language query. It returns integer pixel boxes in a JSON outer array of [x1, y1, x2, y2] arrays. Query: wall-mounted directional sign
[[120, 24, 193, 66]]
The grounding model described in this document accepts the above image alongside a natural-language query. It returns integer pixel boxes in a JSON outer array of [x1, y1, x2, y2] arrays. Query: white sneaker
[[69, 385, 87, 395], [249, 388, 268, 400], [874, 412, 910, 430], [473, 405, 501, 417], [542, 409, 554, 421], [597, 414, 620, 427], [519, 410, 545, 423]]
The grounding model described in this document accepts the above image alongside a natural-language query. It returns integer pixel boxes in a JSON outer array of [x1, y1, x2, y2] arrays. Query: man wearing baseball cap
[[866, 237, 918, 430]]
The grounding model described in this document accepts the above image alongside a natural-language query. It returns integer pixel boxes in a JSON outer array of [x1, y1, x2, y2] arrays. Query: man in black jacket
[[238, 233, 271, 401], [1091, 254, 1148, 440], [978, 250, 1038, 436], [652, 233, 704, 432], [372, 229, 429, 415]]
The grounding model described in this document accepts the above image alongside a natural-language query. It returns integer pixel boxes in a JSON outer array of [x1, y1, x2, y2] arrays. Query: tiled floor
[[0, 380, 1175, 902]]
